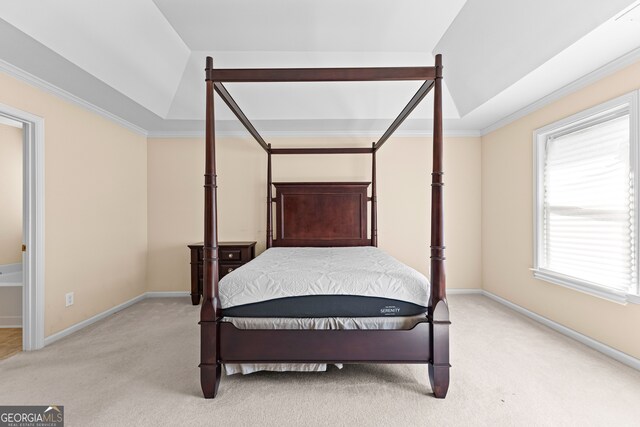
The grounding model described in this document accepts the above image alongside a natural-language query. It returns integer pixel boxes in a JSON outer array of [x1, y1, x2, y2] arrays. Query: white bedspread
[[219, 247, 430, 309]]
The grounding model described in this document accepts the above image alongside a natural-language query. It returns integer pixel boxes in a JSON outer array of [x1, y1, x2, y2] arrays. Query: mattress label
[[380, 305, 401, 315]]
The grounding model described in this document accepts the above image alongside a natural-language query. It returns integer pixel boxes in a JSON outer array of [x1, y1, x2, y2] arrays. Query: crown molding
[[0, 59, 148, 136], [4, 44, 640, 140], [481, 46, 640, 136], [146, 130, 205, 138], [147, 128, 482, 139]]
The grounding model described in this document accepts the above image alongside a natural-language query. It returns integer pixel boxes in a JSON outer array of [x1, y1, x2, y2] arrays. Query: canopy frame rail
[[213, 82, 269, 152], [374, 79, 435, 152], [207, 66, 437, 83]]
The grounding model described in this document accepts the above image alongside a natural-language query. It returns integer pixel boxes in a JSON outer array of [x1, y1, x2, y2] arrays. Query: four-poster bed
[[200, 55, 449, 398]]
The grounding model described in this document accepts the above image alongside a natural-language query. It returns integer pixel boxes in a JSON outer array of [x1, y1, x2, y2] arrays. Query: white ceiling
[[0, 0, 639, 136], [0, 0, 189, 118], [435, 0, 637, 116], [152, 0, 465, 52]]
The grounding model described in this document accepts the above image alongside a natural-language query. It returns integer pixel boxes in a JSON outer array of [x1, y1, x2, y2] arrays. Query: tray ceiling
[[0, 0, 639, 136]]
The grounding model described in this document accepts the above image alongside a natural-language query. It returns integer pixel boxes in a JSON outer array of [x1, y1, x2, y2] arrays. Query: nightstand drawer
[[188, 241, 256, 305], [219, 263, 240, 279], [220, 248, 241, 261]]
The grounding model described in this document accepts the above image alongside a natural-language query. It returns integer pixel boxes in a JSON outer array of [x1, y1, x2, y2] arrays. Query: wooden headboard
[[272, 182, 371, 247]]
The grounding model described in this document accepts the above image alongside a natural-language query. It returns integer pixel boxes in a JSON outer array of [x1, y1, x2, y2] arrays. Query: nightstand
[[187, 241, 256, 305]]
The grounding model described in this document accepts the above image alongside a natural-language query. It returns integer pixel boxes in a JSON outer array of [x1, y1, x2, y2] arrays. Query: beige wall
[[8, 50, 637, 362], [3, 50, 637, 363], [0, 122, 22, 265], [0, 68, 481, 340], [0, 71, 148, 337], [5, 50, 637, 362], [147, 136, 482, 293], [482, 60, 640, 359]]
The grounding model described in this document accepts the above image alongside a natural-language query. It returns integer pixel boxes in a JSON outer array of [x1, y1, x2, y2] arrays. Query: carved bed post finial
[[201, 56, 221, 399], [371, 142, 378, 247], [428, 53, 450, 399], [267, 144, 273, 248]]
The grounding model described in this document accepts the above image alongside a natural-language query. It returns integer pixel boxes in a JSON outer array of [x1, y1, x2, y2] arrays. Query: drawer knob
[[228, 253, 233, 258], [227, 267, 234, 273]]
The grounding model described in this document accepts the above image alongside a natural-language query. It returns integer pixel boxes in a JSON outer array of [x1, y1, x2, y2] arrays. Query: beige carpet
[[1, 295, 639, 426]]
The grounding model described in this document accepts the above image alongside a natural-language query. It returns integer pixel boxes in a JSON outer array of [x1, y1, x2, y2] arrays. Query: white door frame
[[0, 102, 45, 350]]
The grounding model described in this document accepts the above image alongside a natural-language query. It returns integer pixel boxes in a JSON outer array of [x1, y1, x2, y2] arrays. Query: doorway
[[0, 115, 23, 358], [0, 102, 44, 353]]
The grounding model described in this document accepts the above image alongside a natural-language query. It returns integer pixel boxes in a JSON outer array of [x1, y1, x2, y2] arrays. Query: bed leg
[[200, 320, 221, 398], [429, 364, 449, 399], [429, 299, 450, 398], [191, 293, 201, 306], [201, 363, 221, 399]]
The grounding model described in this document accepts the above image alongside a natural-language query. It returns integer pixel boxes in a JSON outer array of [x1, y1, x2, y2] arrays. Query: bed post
[[371, 142, 378, 247], [267, 144, 273, 249], [428, 53, 450, 398], [200, 56, 222, 399]]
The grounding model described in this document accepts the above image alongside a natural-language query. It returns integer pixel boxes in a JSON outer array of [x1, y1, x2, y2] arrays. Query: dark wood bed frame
[[200, 55, 449, 399]]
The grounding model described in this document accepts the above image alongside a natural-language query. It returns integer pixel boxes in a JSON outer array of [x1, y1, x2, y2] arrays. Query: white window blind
[[542, 111, 636, 294]]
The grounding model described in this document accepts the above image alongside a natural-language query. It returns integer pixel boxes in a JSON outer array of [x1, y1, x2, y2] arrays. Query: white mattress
[[219, 246, 430, 309], [222, 314, 427, 375]]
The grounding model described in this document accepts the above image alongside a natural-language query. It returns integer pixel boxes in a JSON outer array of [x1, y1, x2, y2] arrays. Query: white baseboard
[[145, 291, 191, 298], [481, 290, 640, 371], [0, 316, 22, 328], [447, 288, 483, 295], [43, 292, 190, 346], [44, 294, 146, 346]]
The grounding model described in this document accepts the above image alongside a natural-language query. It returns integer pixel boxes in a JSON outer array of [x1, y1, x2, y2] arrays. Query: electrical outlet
[[65, 292, 74, 307]]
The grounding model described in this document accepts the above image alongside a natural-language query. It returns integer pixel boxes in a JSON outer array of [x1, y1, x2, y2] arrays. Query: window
[[533, 92, 640, 304]]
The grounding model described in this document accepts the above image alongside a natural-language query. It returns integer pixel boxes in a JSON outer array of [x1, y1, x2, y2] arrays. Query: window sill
[[531, 269, 639, 305]]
